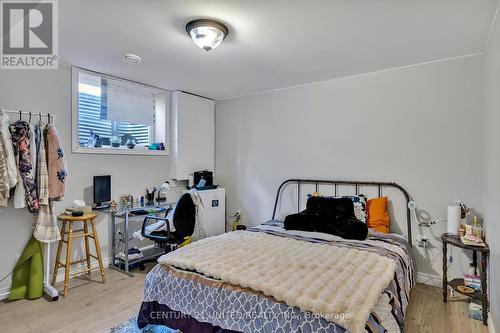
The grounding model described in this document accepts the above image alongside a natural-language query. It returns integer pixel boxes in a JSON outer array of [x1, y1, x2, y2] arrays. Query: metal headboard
[[271, 179, 412, 247]]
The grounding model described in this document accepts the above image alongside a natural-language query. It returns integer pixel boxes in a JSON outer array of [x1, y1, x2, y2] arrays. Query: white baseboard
[[489, 314, 497, 333], [0, 285, 10, 300], [0, 257, 111, 301], [417, 272, 442, 287]]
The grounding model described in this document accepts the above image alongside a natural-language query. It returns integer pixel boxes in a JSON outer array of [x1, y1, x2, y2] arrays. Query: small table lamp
[[156, 181, 170, 203]]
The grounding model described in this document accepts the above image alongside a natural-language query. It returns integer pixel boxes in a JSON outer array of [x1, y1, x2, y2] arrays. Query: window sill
[[72, 146, 169, 156]]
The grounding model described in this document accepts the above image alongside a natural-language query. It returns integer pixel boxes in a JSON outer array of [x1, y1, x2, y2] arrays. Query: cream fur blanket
[[159, 231, 396, 333]]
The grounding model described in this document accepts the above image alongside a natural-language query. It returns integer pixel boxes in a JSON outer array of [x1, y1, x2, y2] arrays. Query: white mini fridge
[[185, 188, 226, 237]]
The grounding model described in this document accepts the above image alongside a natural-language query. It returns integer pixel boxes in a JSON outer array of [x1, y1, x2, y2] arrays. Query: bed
[[137, 179, 416, 333]]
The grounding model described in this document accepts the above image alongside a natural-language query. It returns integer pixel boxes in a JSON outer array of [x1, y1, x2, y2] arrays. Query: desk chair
[[141, 193, 196, 253]]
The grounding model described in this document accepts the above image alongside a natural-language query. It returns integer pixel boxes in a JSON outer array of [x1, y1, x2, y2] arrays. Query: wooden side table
[[442, 233, 489, 325], [52, 213, 106, 296]]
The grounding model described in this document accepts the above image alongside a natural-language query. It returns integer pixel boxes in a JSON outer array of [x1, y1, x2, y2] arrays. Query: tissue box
[[66, 205, 92, 214], [469, 300, 483, 321]]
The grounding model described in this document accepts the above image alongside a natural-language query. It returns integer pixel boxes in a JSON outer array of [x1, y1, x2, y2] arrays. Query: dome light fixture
[[186, 19, 228, 51]]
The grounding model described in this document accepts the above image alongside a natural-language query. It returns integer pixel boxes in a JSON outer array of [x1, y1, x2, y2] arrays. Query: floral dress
[[9, 120, 39, 213]]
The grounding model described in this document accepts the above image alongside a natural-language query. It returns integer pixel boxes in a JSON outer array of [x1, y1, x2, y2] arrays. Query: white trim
[[72, 146, 168, 156], [489, 314, 497, 333], [216, 52, 484, 101], [0, 257, 111, 301], [417, 272, 442, 287]]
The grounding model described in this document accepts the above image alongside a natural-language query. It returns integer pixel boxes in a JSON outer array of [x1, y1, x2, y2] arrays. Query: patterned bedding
[[138, 220, 415, 333]]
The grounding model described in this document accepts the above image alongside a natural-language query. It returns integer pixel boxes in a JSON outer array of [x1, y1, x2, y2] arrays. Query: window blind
[[78, 92, 112, 143], [78, 92, 150, 145], [104, 79, 155, 126]]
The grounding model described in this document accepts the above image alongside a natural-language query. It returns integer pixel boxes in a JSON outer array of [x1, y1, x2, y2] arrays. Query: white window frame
[[71, 67, 170, 156]]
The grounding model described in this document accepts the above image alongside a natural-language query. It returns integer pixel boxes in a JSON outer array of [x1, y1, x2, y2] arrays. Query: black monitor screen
[[93, 175, 111, 204]]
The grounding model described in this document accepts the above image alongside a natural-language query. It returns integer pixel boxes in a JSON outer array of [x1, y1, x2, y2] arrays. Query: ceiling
[[60, 0, 499, 100]]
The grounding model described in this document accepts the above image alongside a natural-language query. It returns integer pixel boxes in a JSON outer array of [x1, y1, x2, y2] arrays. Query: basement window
[[71, 67, 169, 155]]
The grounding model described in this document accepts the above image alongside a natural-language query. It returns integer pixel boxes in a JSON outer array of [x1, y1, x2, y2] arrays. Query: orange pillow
[[367, 197, 390, 233]]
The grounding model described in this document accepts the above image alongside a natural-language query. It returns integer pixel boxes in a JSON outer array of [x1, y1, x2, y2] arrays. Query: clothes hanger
[[29, 112, 32, 123], [19, 110, 22, 121]]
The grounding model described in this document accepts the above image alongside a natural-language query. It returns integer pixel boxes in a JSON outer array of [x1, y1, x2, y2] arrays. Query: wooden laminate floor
[[0, 267, 489, 333]]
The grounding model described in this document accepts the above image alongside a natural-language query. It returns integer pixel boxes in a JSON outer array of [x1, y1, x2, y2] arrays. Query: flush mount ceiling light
[[123, 53, 142, 64], [186, 19, 228, 51]]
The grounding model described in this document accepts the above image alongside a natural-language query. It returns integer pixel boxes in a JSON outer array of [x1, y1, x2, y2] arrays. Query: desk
[[108, 202, 175, 276]]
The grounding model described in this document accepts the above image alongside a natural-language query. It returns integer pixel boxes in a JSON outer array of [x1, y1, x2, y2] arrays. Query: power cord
[[0, 268, 15, 283]]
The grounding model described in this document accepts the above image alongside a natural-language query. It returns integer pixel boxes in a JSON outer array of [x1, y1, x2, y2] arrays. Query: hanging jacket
[[34, 128, 60, 243], [10, 120, 39, 212], [0, 112, 18, 187], [28, 124, 38, 206], [0, 137, 8, 206], [45, 124, 67, 200], [34, 124, 42, 184], [29, 124, 37, 183], [8, 236, 44, 300], [35, 124, 48, 206], [13, 167, 26, 209]]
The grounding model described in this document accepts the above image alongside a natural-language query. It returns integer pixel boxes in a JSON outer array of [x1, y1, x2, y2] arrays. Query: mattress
[[138, 220, 415, 333]]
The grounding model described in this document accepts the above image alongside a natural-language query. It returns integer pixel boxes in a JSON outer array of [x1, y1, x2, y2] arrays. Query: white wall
[[482, 7, 500, 327], [215, 55, 484, 278], [0, 64, 181, 297]]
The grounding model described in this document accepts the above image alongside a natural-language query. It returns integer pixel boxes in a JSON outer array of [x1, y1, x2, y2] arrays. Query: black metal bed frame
[[271, 179, 412, 247]]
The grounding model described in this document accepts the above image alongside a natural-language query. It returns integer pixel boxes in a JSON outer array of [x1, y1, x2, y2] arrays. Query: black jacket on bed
[[283, 196, 368, 240]]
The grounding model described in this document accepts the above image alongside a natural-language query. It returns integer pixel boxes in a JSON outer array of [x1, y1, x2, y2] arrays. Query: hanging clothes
[[0, 137, 8, 206], [29, 124, 37, 181], [13, 169, 26, 208], [34, 123, 42, 184], [187, 189, 207, 241], [29, 124, 38, 201], [45, 124, 67, 200], [33, 126, 60, 243], [35, 124, 48, 206], [9, 120, 39, 212], [0, 111, 18, 187]]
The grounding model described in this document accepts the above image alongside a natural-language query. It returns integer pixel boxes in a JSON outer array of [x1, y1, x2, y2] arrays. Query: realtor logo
[[1, 0, 58, 69]]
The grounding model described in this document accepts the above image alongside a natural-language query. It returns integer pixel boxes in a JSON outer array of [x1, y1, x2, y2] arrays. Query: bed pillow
[[367, 197, 391, 233], [285, 196, 368, 240], [346, 194, 367, 223], [307, 193, 367, 223]]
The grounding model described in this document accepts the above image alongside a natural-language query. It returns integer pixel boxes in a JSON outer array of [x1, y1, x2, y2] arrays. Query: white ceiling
[[60, 0, 499, 100]]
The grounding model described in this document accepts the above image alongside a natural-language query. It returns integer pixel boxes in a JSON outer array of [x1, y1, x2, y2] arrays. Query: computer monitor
[[93, 175, 111, 208]]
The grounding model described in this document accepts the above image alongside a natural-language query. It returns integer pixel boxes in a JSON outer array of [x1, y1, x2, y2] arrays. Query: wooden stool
[[52, 213, 105, 296]]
